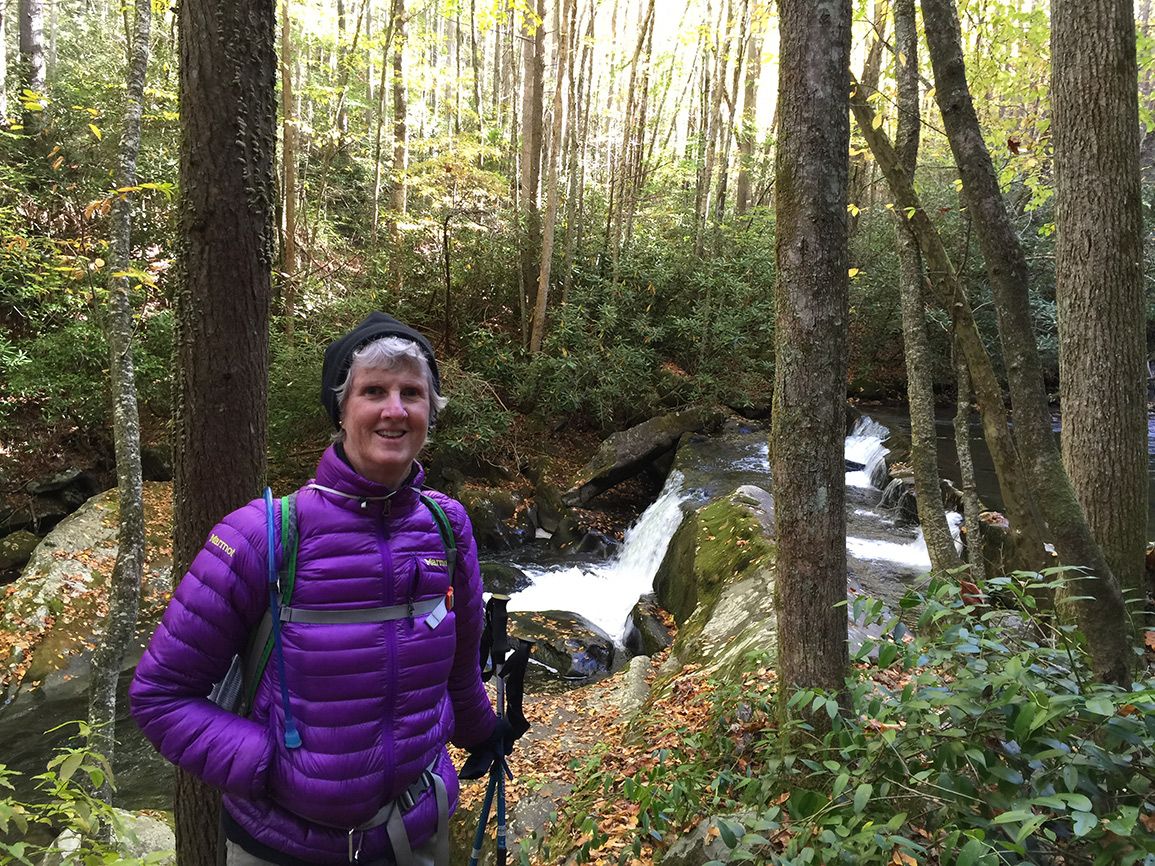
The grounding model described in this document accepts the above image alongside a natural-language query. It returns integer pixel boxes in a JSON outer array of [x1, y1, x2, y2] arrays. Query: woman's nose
[[380, 391, 406, 417]]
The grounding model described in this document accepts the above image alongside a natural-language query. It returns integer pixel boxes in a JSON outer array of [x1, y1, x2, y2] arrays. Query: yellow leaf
[[871, 112, 883, 130], [89, 123, 103, 140], [848, 268, 860, 279], [51, 156, 64, 171], [847, 203, 860, 217]]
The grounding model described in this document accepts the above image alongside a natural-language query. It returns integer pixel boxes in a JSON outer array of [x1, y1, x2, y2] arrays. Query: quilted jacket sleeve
[[442, 497, 498, 750], [129, 499, 275, 799]]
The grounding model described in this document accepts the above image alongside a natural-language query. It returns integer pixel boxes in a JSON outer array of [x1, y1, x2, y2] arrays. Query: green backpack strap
[[419, 493, 458, 585], [240, 492, 298, 716]]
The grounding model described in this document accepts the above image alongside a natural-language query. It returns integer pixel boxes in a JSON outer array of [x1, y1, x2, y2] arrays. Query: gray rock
[[0, 529, 41, 572], [508, 610, 615, 679], [623, 594, 672, 657], [660, 815, 749, 866], [460, 488, 533, 551], [608, 655, 652, 718], [41, 808, 175, 866], [141, 446, 173, 482], [564, 407, 724, 506]]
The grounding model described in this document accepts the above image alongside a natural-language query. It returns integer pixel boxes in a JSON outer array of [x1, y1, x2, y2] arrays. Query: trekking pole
[[468, 594, 513, 866]]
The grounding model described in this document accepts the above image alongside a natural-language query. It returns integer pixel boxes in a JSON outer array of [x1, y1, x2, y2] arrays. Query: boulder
[[878, 476, 919, 525], [660, 815, 754, 866], [653, 486, 780, 677], [532, 479, 569, 534], [508, 610, 615, 679], [623, 594, 672, 657], [140, 445, 173, 482], [42, 808, 174, 866], [0, 529, 41, 572], [459, 487, 534, 551], [606, 655, 652, 719], [480, 561, 532, 596], [2, 469, 107, 535], [564, 407, 724, 506], [1, 484, 172, 703]]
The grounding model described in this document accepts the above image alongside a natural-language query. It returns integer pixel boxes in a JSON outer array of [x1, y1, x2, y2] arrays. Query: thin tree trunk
[[561, 4, 592, 300], [530, 0, 571, 354], [850, 75, 1048, 574], [694, 0, 730, 257], [390, 0, 408, 215], [518, 0, 545, 345], [734, 5, 762, 217], [370, 5, 397, 242], [773, 0, 852, 709], [923, 0, 1131, 684], [890, 0, 960, 572], [849, 0, 888, 238], [19, 0, 46, 136], [0, 0, 9, 123], [711, 0, 749, 232], [280, 0, 298, 329], [1054, 0, 1147, 608], [470, 0, 482, 131], [954, 338, 986, 582], [88, 0, 151, 804]]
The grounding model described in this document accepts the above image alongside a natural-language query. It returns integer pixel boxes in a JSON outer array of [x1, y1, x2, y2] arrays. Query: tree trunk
[[694, 0, 730, 257], [954, 338, 986, 581], [561, 3, 592, 300], [518, 0, 545, 346], [711, 0, 749, 232], [530, 0, 572, 354], [889, 0, 960, 572], [280, 0, 298, 328], [773, 0, 851, 707], [470, 0, 481, 131], [88, 0, 151, 805], [370, 3, 396, 243], [734, 6, 762, 217], [848, 0, 887, 238], [850, 75, 1048, 575], [175, 0, 275, 856], [390, 0, 408, 215], [0, 1, 9, 123], [1053, 0, 1147, 608], [923, 0, 1132, 684], [19, 0, 46, 136]]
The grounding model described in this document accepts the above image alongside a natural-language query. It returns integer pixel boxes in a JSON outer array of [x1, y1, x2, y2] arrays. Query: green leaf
[[832, 772, 850, 799], [853, 783, 872, 814], [956, 837, 987, 866], [1071, 811, 1098, 837], [716, 819, 739, 849], [1058, 793, 1092, 812], [993, 809, 1036, 825], [1084, 697, 1114, 717], [56, 751, 84, 785]]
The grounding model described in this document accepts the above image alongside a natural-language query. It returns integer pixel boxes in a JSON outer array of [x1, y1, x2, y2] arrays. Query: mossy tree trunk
[[87, 0, 150, 808], [1053, 0, 1147, 612], [889, 0, 960, 573], [922, 0, 1132, 684], [19, 0, 46, 136], [174, 0, 276, 857], [772, 0, 851, 708]]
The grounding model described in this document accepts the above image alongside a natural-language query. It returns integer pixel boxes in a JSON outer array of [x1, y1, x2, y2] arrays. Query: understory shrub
[[549, 574, 1155, 866]]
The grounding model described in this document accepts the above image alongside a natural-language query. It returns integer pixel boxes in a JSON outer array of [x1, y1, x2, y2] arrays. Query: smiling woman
[[130, 313, 513, 866]]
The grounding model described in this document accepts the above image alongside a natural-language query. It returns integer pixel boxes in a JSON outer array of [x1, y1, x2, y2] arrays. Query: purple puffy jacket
[[130, 447, 497, 863]]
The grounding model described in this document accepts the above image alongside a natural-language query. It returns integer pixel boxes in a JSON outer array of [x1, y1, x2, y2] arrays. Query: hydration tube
[[265, 487, 302, 749]]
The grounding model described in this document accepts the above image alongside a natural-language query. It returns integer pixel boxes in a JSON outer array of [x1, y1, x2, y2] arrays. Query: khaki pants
[[225, 838, 438, 866]]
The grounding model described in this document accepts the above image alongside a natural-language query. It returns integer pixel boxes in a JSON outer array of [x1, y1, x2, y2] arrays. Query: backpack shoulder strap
[[419, 492, 458, 585], [239, 491, 298, 716]]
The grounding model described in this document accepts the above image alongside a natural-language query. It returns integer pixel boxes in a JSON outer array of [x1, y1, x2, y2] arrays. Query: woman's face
[[341, 362, 431, 488]]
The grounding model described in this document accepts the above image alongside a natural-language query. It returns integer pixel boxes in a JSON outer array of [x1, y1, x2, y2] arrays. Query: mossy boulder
[[459, 487, 534, 551], [508, 610, 615, 679], [564, 407, 724, 505], [654, 485, 779, 677], [480, 561, 532, 596], [623, 594, 672, 657], [0, 530, 40, 573]]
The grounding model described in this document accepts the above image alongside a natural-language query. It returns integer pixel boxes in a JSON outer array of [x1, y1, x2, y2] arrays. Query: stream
[[0, 415, 943, 813]]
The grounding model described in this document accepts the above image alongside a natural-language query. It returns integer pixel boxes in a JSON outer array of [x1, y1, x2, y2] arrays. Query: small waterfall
[[508, 471, 690, 640], [845, 416, 891, 489]]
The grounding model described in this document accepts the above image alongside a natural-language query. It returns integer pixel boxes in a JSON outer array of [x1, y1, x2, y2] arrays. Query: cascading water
[[845, 416, 892, 489], [507, 470, 690, 640]]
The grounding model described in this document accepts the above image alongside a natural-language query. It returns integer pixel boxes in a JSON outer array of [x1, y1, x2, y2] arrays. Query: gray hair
[[332, 336, 448, 439]]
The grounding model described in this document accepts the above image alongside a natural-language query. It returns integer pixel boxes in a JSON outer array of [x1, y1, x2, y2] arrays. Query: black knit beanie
[[320, 313, 441, 428]]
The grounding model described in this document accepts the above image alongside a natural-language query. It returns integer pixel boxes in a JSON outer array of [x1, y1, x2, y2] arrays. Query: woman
[[130, 313, 510, 866]]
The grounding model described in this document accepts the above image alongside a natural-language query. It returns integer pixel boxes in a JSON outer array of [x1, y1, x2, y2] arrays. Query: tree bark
[[923, 0, 1132, 684], [848, 0, 887, 238], [19, 0, 46, 136], [518, 0, 545, 345], [734, 6, 762, 216], [280, 0, 298, 328], [0, 1, 9, 123], [390, 0, 408, 216], [693, 0, 731, 257], [954, 338, 986, 581], [175, 0, 275, 857], [850, 75, 1047, 575], [773, 0, 851, 706], [711, 0, 749, 231], [889, 0, 960, 572], [87, 0, 151, 806], [1053, 0, 1147, 610], [530, 0, 572, 354]]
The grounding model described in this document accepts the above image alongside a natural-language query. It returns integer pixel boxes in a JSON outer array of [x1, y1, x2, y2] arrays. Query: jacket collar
[[311, 445, 425, 510]]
